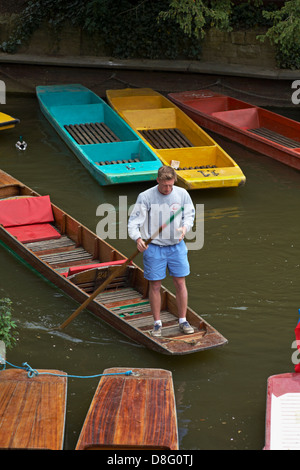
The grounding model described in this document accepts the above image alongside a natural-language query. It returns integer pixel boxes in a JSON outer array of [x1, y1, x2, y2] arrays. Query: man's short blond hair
[[157, 166, 177, 182]]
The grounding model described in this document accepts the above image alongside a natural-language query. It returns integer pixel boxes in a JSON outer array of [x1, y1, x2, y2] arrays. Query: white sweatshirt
[[128, 185, 195, 246]]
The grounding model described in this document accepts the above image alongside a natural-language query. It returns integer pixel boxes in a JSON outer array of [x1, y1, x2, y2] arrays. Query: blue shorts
[[143, 241, 190, 281]]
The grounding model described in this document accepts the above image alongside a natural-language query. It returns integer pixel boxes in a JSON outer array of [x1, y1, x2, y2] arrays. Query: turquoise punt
[[36, 84, 162, 185]]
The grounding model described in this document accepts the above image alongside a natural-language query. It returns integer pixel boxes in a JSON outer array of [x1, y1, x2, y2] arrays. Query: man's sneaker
[[152, 323, 162, 337], [179, 321, 194, 335]]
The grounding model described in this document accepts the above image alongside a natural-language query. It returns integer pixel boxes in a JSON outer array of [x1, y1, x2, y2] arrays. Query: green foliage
[[81, 0, 202, 59], [1, 0, 85, 53], [229, 1, 277, 30], [158, 0, 233, 39], [0, 0, 202, 60], [258, 0, 300, 69], [1, 0, 300, 68], [0, 298, 18, 350]]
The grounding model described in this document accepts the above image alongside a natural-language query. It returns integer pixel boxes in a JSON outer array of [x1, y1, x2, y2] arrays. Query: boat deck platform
[[140, 128, 193, 149], [64, 122, 120, 145], [0, 368, 67, 450], [249, 127, 300, 149], [76, 367, 178, 450]]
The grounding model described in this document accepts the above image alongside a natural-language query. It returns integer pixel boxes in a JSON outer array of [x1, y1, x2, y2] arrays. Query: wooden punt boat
[[0, 368, 67, 449], [36, 84, 162, 186], [264, 373, 300, 450], [76, 367, 178, 450], [0, 111, 19, 130], [168, 89, 300, 171], [106, 88, 245, 190], [0, 170, 227, 355]]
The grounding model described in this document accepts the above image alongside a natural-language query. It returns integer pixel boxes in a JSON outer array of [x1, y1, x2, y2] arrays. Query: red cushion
[[0, 196, 54, 227], [67, 259, 130, 276], [7, 223, 61, 243]]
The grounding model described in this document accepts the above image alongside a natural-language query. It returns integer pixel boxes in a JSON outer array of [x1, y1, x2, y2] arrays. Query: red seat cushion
[[7, 223, 61, 243], [67, 260, 130, 276], [0, 196, 54, 227]]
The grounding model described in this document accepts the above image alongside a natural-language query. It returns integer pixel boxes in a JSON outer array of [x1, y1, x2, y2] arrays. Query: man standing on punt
[[128, 166, 195, 337]]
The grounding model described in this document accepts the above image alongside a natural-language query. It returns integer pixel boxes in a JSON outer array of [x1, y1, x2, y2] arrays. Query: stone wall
[[201, 28, 276, 68], [0, 13, 277, 69]]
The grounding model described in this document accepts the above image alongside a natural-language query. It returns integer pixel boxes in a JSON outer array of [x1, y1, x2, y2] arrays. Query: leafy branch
[[0, 298, 18, 350], [257, 0, 300, 69], [158, 0, 233, 39], [1, 0, 300, 68]]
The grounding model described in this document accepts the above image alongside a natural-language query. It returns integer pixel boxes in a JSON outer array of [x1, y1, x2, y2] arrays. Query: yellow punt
[[106, 88, 246, 190], [0, 111, 19, 130]]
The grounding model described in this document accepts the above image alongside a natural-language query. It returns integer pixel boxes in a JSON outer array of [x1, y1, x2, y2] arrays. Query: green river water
[[0, 93, 300, 450]]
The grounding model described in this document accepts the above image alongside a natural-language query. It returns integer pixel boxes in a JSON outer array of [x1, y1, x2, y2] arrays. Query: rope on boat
[[0, 356, 133, 379]]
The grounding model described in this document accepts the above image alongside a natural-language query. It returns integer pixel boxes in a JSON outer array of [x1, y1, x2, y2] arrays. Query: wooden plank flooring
[[140, 128, 194, 149], [64, 122, 120, 145], [249, 127, 300, 148], [95, 158, 140, 166], [25, 236, 76, 252], [24, 235, 95, 270], [95, 287, 143, 305]]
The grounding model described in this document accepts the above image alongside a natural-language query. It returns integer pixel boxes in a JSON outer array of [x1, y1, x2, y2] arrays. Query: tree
[[258, 0, 300, 68]]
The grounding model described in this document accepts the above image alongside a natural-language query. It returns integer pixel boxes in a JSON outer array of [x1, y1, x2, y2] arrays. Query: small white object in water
[[16, 136, 27, 150]]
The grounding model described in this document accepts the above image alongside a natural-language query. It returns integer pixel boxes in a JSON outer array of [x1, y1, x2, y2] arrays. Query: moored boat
[[0, 368, 67, 449], [76, 367, 178, 450], [264, 373, 300, 450], [106, 87, 246, 190], [0, 111, 19, 130], [168, 89, 300, 171], [36, 84, 162, 186], [0, 170, 227, 355], [264, 317, 300, 450]]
